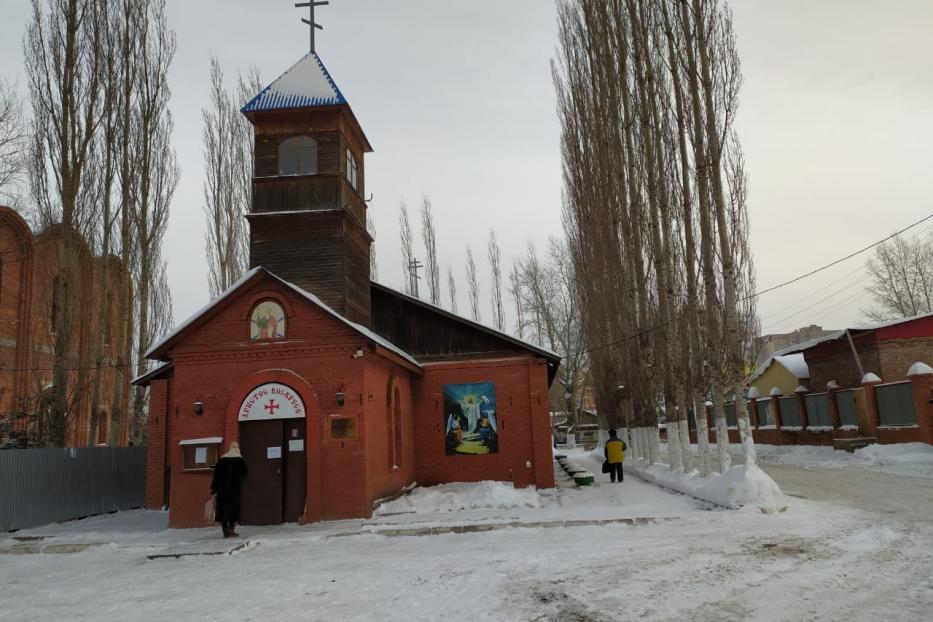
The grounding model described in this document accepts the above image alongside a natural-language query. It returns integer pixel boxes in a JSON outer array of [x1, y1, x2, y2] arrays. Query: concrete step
[[833, 437, 877, 453]]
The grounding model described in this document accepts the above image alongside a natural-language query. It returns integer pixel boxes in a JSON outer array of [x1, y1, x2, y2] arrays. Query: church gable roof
[[146, 267, 421, 370], [242, 52, 346, 113]]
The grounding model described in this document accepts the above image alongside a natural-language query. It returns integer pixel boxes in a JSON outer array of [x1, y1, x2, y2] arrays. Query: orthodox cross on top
[[295, 1, 330, 53]]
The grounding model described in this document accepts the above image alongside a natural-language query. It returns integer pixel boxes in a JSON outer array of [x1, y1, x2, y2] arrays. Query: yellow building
[[749, 353, 809, 397]]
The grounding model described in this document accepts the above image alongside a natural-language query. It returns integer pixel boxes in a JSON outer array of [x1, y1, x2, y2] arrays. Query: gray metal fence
[[837, 390, 859, 427], [805, 393, 832, 427], [0, 447, 146, 532], [779, 397, 800, 426], [756, 398, 774, 426], [876, 382, 917, 426]]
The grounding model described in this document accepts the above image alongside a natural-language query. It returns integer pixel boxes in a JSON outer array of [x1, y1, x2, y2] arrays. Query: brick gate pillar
[[908, 363, 933, 445]]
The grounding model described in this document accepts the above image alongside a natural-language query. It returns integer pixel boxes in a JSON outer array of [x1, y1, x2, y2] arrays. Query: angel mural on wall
[[443, 382, 498, 455]]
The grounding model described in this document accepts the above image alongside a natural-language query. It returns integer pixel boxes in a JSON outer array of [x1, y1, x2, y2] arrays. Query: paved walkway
[[759, 463, 933, 526]]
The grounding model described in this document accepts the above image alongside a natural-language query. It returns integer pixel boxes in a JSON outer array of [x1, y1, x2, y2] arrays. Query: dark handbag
[[601, 460, 610, 474]]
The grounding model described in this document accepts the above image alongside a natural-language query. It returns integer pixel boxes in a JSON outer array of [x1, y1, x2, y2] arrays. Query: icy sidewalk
[[1, 457, 705, 556]]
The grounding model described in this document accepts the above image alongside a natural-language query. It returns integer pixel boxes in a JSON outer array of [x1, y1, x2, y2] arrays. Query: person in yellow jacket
[[604, 429, 627, 483]]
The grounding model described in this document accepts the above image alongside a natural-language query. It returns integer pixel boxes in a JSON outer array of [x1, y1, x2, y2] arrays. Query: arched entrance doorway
[[237, 382, 307, 525]]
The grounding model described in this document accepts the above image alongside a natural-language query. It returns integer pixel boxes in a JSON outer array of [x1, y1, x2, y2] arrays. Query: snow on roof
[[146, 267, 422, 370], [179, 437, 223, 446], [241, 52, 346, 113], [147, 267, 264, 358], [748, 352, 809, 385], [775, 353, 809, 380]]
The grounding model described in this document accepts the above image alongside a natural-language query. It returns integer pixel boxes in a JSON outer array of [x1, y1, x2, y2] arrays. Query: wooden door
[[239, 420, 284, 526], [283, 420, 307, 523]]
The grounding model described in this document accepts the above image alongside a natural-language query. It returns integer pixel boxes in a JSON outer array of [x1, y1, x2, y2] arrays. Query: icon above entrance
[[238, 383, 306, 421]]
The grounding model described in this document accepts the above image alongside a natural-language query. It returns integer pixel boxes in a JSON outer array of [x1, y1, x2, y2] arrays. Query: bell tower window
[[346, 148, 358, 191], [279, 136, 318, 176]]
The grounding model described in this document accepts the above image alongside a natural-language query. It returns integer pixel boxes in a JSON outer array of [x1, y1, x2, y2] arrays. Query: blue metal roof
[[241, 52, 347, 113]]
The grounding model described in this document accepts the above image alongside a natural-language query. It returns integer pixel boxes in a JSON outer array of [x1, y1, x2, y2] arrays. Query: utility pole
[[408, 258, 424, 298]]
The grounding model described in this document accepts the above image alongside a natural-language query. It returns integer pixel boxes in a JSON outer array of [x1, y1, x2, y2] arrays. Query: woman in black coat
[[210, 442, 248, 538]]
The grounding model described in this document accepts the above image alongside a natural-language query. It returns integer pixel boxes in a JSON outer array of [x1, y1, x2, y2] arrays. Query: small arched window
[[279, 136, 318, 176]]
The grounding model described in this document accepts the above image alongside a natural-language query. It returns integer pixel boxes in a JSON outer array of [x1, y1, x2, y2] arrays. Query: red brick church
[[140, 47, 559, 528]]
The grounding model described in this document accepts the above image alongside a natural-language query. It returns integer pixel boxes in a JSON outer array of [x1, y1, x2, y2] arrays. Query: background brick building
[[0, 206, 129, 447]]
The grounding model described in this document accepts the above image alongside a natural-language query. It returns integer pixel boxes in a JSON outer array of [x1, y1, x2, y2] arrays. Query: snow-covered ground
[[2, 450, 932, 621], [744, 442, 933, 478]]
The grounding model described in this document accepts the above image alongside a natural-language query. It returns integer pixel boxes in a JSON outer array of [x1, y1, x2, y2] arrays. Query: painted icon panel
[[443, 382, 498, 455], [250, 300, 286, 340]]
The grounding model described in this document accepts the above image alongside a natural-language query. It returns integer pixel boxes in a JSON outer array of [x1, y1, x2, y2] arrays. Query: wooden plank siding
[[244, 105, 373, 328], [248, 211, 372, 327], [369, 284, 560, 385]]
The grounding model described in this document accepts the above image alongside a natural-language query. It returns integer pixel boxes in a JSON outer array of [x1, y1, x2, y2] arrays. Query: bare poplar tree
[[447, 266, 458, 314], [553, 0, 759, 471], [466, 245, 480, 322], [488, 229, 505, 331], [509, 263, 525, 339], [420, 196, 440, 304], [25, 0, 107, 446], [367, 213, 378, 282], [0, 79, 26, 203], [203, 56, 251, 297], [128, 0, 177, 444], [398, 202, 415, 295]]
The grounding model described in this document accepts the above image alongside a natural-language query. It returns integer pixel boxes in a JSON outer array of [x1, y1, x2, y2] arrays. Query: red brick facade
[[413, 358, 555, 489], [0, 206, 129, 447], [144, 271, 557, 528]]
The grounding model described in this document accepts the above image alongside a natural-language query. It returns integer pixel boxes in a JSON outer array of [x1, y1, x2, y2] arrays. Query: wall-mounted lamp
[[336, 389, 345, 407], [352, 347, 364, 359], [194, 401, 204, 416]]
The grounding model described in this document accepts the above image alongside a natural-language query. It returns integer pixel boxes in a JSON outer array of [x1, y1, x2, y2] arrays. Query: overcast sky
[[1, 0, 931, 339]]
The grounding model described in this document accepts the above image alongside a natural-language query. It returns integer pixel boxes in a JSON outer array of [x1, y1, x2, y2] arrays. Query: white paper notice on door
[[288, 439, 304, 452], [267, 446, 282, 459], [194, 447, 207, 464]]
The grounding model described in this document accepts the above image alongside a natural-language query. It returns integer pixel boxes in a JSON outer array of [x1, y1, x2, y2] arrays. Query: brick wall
[[0, 207, 129, 447], [412, 356, 555, 490], [145, 379, 169, 509], [153, 275, 417, 528], [878, 338, 933, 381]]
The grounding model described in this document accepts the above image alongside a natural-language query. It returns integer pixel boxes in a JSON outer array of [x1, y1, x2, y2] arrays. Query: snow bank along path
[[596, 448, 787, 513]]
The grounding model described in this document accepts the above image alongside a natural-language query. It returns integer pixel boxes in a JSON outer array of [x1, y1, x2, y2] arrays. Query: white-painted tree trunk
[[669, 423, 683, 471], [736, 394, 758, 466], [712, 388, 731, 474], [695, 405, 711, 477], [648, 426, 660, 465], [678, 419, 692, 472], [675, 419, 693, 473]]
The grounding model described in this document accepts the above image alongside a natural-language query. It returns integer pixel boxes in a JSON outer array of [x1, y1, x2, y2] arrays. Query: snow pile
[[376, 481, 542, 515], [598, 446, 786, 512], [626, 460, 785, 513], [854, 442, 933, 469]]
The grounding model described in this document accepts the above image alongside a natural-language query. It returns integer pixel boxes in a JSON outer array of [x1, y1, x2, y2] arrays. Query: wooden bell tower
[[241, 42, 373, 327]]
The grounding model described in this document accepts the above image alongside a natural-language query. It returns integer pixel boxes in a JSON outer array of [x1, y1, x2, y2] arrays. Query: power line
[[759, 219, 933, 331], [748, 212, 933, 300], [582, 211, 933, 356]]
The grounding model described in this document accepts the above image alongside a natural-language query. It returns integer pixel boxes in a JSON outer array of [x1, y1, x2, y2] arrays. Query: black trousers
[[609, 462, 623, 482], [221, 520, 236, 537]]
